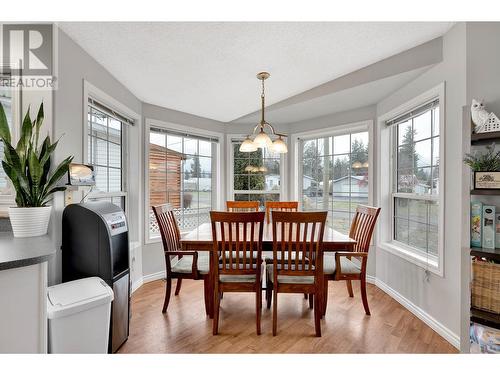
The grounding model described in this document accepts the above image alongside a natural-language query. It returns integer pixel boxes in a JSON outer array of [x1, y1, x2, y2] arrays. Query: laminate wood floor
[[118, 279, 457, 354]]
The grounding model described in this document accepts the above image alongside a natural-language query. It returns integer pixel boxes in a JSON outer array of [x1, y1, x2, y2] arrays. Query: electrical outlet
[[64, 190, 73, 206]]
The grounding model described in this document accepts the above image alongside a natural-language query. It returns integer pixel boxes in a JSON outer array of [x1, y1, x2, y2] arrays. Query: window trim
[[82, 80, 140, 219], [290, 120, 374, 209], [0, 82, 21, 216], [144, 118, 224, 244], [377, 83, 445, 277], [226, 133, 287, 203]]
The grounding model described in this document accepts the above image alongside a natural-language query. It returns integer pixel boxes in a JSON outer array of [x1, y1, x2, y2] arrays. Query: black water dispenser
[[62, 201, 130, 353]]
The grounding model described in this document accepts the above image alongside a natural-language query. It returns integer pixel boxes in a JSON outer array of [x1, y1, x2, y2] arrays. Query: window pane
[[409, 220, 427, 251], [330, 210, 351, 234], [333, 134, 350, 154], [409, 199, 428, 223], [94, 166, 108, 192], [265, 175, 280, 191], [398, 120, 412, 145], [432, 137, 440, 166], [428, 225, 438, 256], [93, 138, 108, 166], [234, 175, 249, 190], [149, 130, 216, 236], [395, 218, 409, 244], [413, 111, 432, 141], [199, 140, 212, 157], [398, 144, 414, 170], [433, 107, 440, 136], [183, 138, 197, 155], [108, 168, 121, 192], [166, 135, 182, 153], [303, 140, 317, 158], [109, 142, 121, 168], [394, 197, 409, 218], [415, 139, 432, 167]]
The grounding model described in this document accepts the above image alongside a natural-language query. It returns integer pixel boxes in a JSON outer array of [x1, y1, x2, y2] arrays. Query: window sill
[[378, 241, 443, 277]]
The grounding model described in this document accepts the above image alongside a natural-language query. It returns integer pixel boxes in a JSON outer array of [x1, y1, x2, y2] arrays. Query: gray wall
[[51, 28, 143, 285], [375, 23, 467, 343]]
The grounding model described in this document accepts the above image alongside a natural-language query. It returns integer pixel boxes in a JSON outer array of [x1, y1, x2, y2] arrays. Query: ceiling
[[232, 66, 431, 124], [58, 22, 454, 122]]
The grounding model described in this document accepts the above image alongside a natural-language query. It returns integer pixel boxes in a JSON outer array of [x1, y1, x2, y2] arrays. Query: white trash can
[[47, 277, 114, 353]]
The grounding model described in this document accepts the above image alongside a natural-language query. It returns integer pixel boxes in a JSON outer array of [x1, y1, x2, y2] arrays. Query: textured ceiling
[[58, 22, 453, 122], [232, 66, 431, 124]]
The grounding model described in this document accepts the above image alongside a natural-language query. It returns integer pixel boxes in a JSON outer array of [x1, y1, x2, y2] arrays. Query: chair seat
[[266, 264, 315, 284], [171, 252, 209, 275], [219, 274, 257, 283], [324, 255, 361, 275], [263, 251, 309, 263]]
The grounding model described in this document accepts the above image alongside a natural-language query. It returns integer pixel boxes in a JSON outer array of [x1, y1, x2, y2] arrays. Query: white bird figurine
[[471, 99, 500, 133]]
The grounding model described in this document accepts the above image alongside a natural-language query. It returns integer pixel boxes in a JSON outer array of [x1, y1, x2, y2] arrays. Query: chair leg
[[360, 277, 371, 315], [256, 285, 262, 335], [220, 292, 223, 300], [266, 281, 272, 309], [213, 284, 220, 335], [174, 278, 182, 296], [203, 277, 210, 316], [304, 293, 308, 300], [308, 293, 314, 309], [314, 292, 321, 337], [162, 277, 172, 313], [322, 277, 329, 316], [346, 280, 354, 297], [272, 287, 278, 336]]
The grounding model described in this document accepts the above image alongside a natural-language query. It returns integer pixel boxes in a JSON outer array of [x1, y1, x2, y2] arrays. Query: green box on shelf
[[471, 201, 483, 247]]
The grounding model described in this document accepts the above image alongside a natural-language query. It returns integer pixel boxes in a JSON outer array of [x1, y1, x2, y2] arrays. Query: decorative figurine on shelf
[[471, 99, 500, 133]]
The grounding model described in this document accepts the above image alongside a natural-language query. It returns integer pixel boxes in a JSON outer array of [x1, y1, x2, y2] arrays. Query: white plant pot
[[8, 206, 52, 238]]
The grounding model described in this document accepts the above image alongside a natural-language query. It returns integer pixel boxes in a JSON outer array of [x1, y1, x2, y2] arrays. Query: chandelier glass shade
[[239, 72, 288, 154]]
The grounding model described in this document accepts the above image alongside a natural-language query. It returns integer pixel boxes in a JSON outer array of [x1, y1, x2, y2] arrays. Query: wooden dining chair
[[265, 201, 299, 224], [226, 201, 260, 212], [210, 211, 265, 335], [152, 204, 210, 314], [323, 205, 381, 316], [266, 211, 327, 337]]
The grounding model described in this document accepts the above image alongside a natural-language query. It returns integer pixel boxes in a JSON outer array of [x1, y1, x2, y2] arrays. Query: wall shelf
[[470, 247, 500, 262], [470, 189, 500, 195], [470, 308, 500, 330], [471, 131, 500, 145]]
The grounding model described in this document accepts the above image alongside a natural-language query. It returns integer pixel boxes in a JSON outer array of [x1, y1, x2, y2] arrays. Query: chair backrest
[[271, 211, 327, 278], [349, 205, 381, 253], [265, 201, 299, 223], [152, 204, 181, 253], [210, 211, 265, 277], [226, 201, 260, 212]]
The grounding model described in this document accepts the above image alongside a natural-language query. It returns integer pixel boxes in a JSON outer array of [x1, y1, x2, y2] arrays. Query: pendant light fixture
[[239, 72, 288, 154]]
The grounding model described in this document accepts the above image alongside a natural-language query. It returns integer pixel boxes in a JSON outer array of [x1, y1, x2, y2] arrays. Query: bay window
[[231, 139, 282, 207], [389, 99, 440, 262], [148, 126, 218, 239], [86, 98, 130, 209], [298, 129, 369, 234]]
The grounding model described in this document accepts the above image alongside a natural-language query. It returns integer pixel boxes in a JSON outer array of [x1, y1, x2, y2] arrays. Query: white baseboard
[[374, 278, 460, 349], [142, 270, 166, 284], [131, 278, 144, 294], [366, 275, 376, 285]]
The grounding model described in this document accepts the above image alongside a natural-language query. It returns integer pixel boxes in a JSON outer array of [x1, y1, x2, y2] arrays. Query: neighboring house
[[149, 144, 185, 208], [265, 174, 280, 191], [329, 175, 368, 198]]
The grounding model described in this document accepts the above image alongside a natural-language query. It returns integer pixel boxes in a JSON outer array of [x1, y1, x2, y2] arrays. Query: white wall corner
[[374, 277, 460, 349]]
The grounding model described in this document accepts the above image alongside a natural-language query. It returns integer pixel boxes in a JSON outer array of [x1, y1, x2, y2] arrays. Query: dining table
[[179, 222, 357, 318]]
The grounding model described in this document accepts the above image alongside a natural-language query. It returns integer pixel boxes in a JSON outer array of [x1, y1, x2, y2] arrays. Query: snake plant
[[0, 102, 73, 207]]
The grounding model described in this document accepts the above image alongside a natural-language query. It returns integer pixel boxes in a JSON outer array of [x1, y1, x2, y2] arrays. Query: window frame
[[144, 119, 223, 244], [83, 81, 139, 217], [377, 83, 445, 276], [226, 133, 287, 204], [0, 80, 21, 216], [290, 121, 373, 234]]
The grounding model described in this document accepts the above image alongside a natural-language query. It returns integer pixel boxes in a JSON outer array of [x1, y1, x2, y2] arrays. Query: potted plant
[[0, 102, 73, 237], [464, 143, 500, 189]]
